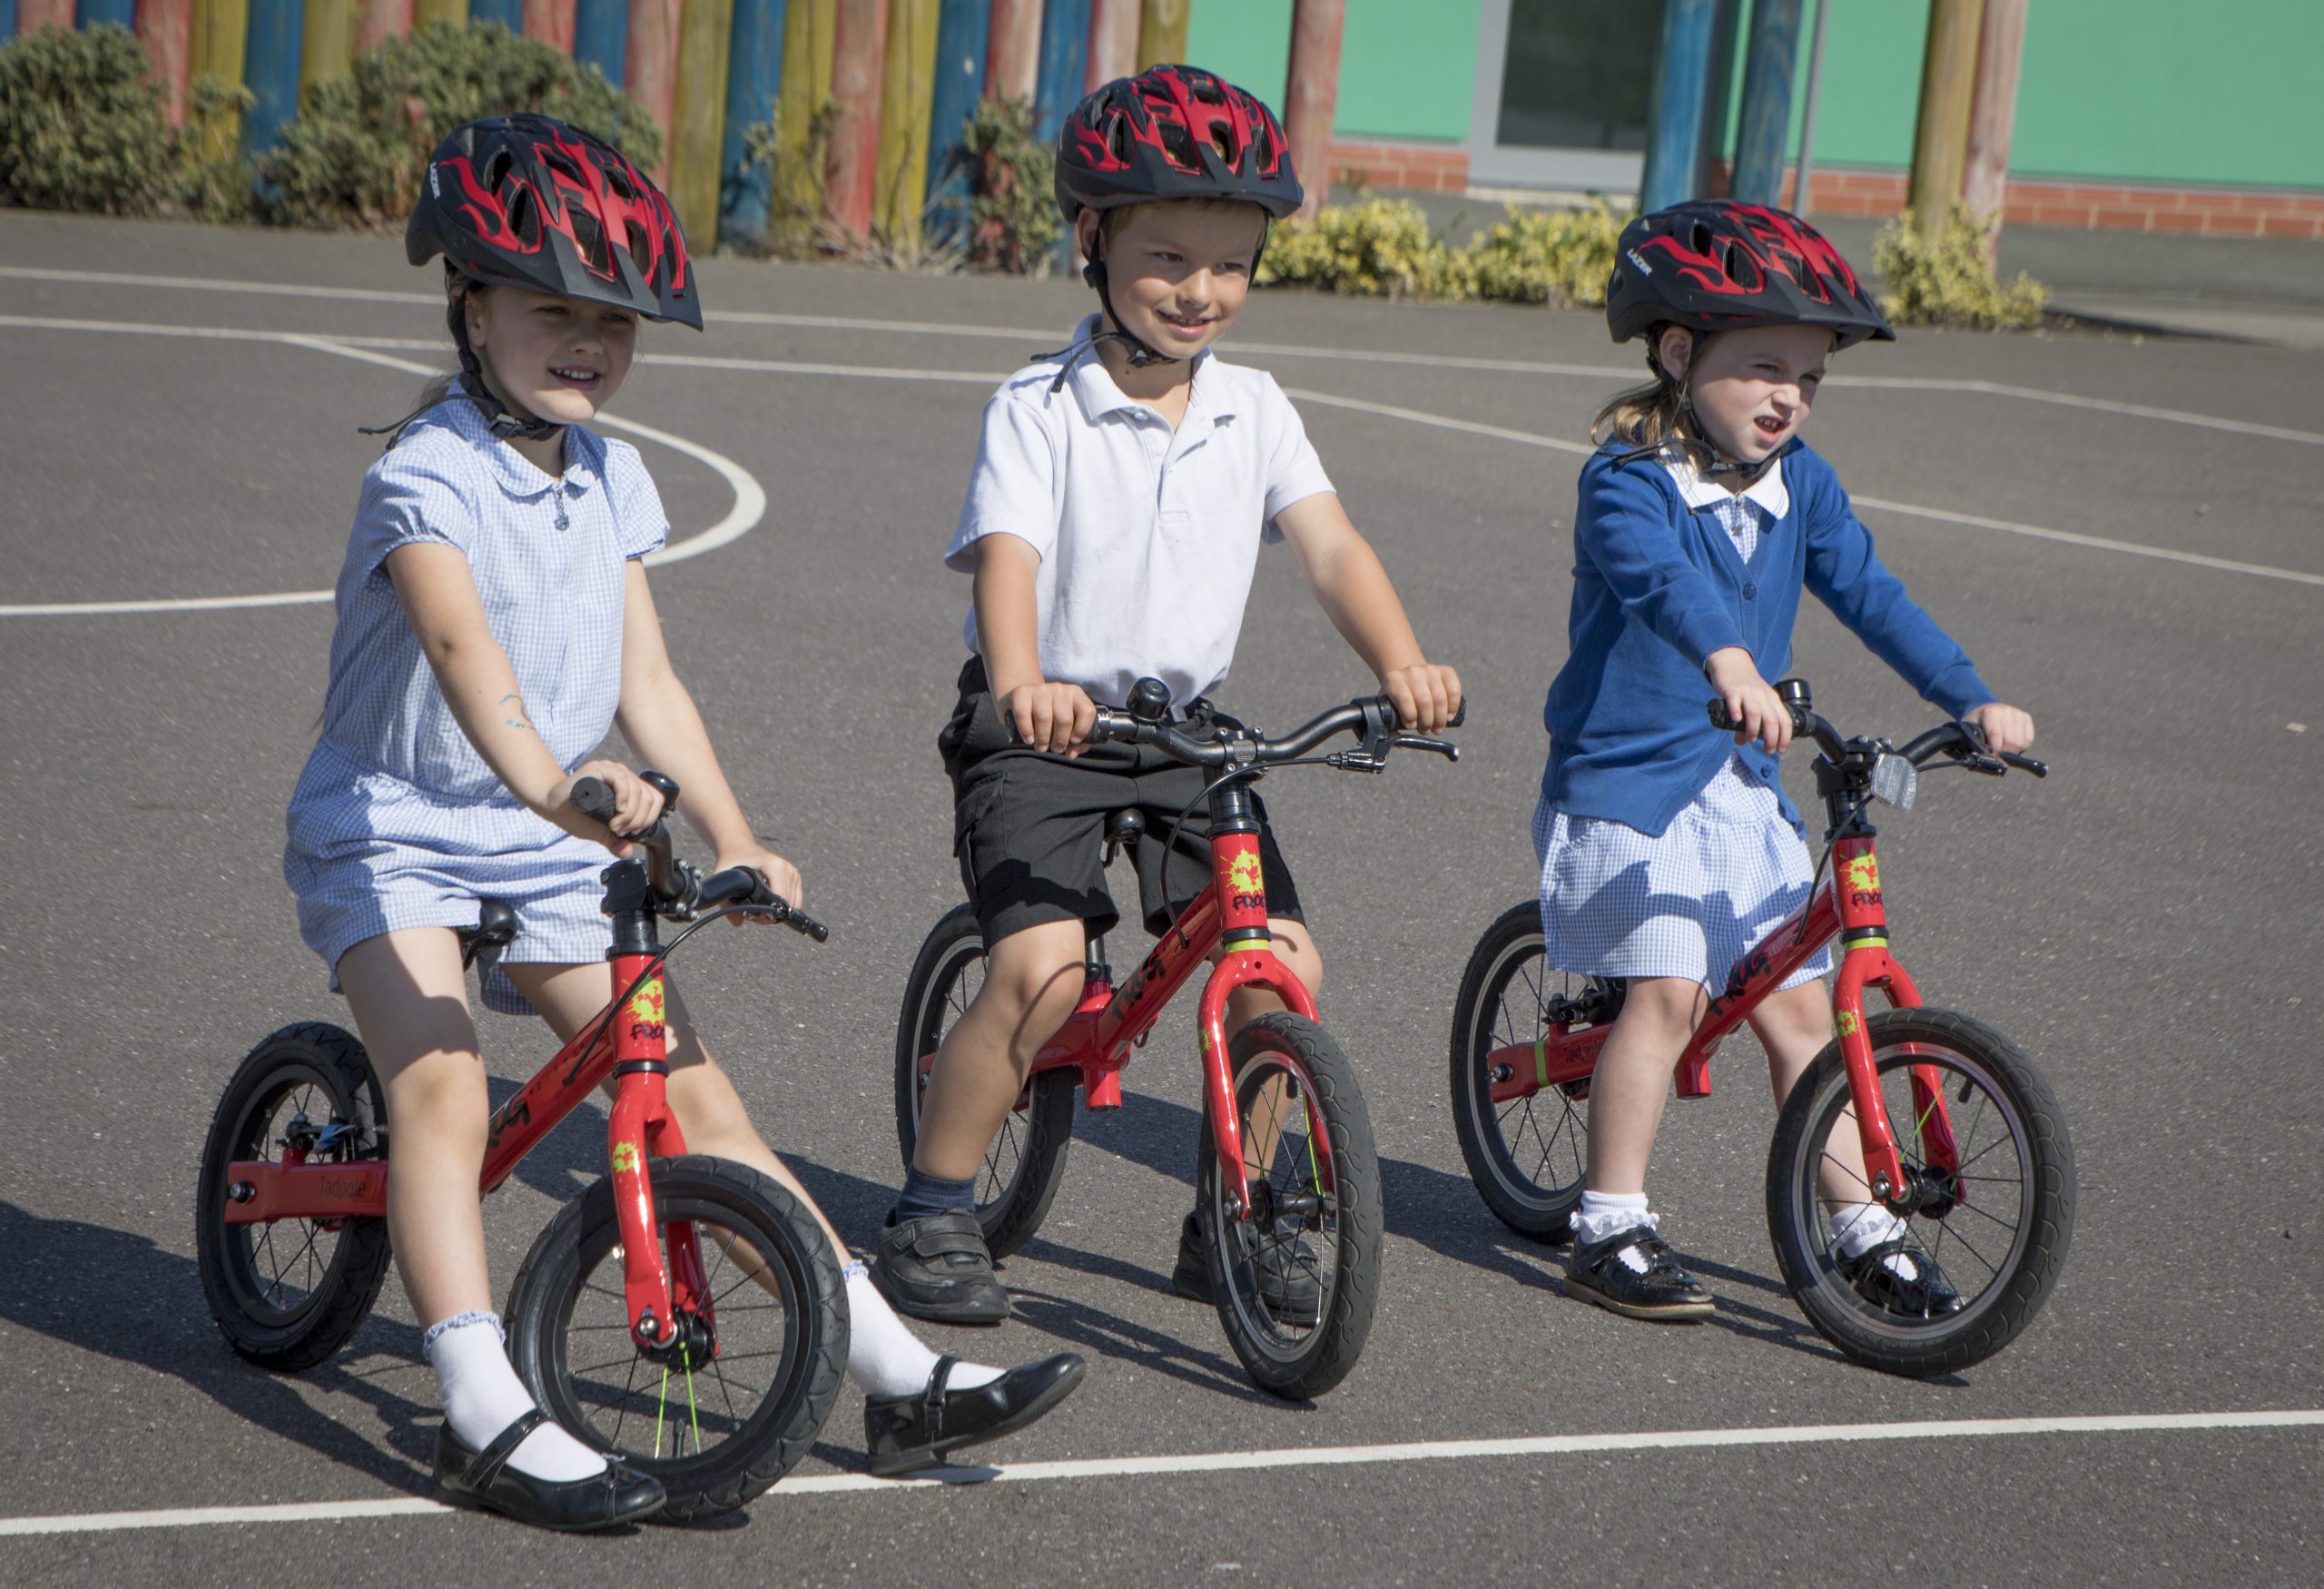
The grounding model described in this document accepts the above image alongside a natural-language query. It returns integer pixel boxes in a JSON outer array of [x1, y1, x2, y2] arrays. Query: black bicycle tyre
[[1201, 1013, 1383, 1400], [507, 1155, 848, 1521], [1765, 1008, 2074, 1377], [1447, 902, 1606, 1242], [892, 903, 1078, 1258], [194, 1022, 395, 1372]]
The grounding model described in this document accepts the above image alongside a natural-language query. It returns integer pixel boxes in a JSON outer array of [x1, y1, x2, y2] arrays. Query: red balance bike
[[1449, 680, 2074, 1377], [895, 681, 1459, 1398], [196, 775, 845, 1518]]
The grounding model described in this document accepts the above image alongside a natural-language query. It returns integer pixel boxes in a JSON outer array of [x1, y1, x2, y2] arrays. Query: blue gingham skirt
[[1533, 756, 1831, 992], [285, 741, 616, 1016]]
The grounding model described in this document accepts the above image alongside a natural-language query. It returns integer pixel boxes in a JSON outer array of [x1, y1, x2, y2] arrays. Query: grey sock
[[893, 1167, 979, 1223]]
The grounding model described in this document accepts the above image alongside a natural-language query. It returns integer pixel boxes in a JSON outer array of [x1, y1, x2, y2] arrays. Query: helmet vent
[[542, 147, 586, 186], [569, 205, 607, 271], [481, 147, 513, 192], [625, 220, 654, 272], [1209, 123, 1239, 165], [1108, 113, 1135, 164], [507, 185, 540, 246], [1157, 118, 1200, 170], [604, 163, 637, 200]]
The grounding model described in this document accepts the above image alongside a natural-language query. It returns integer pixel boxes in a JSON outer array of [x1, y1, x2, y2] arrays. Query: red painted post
[[1284, 0, 1343, 219], [823, 0, 888, 242], [626, 0, 682, 186], [1962, 0, 2027, 263], [1084, 0, 1136, 92], [17, 0, 74, 31], [523, 0, 576, 52], [135, 0, 194, 123], [357, 0, 410, 46], [984, 0, 1038, 102]]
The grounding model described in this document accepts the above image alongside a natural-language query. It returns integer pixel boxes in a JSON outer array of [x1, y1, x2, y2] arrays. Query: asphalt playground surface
[[3, 211, 2320, 1585]]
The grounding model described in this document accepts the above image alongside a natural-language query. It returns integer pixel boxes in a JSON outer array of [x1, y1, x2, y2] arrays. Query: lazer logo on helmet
[[1626, 248, 1652, 275]]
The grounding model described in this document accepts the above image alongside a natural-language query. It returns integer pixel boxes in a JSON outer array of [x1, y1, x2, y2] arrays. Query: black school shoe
[[1564, 1224, 1716, 1322], [864, 1352, 1088, 1476], [869, 1209, 1011, 1326], [1839, 1238, 1965, 1317], [433, 1409, 665, 1532], [1169, 1210, 1324, 1327]]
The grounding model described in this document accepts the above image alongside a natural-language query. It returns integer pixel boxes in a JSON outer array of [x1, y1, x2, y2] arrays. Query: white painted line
[[8, 265, 2319, 447], [0, 320, 766, 616], [5, 1409, 2320, 1535]]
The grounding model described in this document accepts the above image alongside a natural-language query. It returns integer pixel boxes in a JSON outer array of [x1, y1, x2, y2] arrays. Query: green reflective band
[[1851, 936, 1890, 950], [1221, 935, 1270, 952]]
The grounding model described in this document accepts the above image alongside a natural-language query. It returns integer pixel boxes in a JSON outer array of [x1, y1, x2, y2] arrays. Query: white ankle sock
[[1829, 1201, 1907, 1259], [425, 1312, 605, 1483], [1571, 1189, 1655, 1248], [843, 1263, 1003, 1397]]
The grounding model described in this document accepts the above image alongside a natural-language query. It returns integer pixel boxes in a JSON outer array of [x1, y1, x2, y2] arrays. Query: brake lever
[[1391, 735, 1460, 762], [2001, 751, 2049, 778]]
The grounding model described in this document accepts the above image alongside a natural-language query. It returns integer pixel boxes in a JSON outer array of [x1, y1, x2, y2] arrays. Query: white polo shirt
[[945, 314, 1336, 708]]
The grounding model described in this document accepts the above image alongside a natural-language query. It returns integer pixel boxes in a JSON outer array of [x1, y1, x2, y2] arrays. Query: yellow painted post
[[1906, 0, 1982, 245], [873, 0, 938, 247], [190, 0, 252, 161], [301, 0, 358, 91], [672, 0, 735, 246], [775, 0, 834, 224], [412, 0, 463, 30], [1135, 0, 1185, 71]]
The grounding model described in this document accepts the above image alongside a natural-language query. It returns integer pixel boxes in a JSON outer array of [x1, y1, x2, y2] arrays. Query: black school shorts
[[937, 657, 1305, 948]]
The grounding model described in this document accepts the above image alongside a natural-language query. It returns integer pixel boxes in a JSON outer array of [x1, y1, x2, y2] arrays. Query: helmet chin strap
[[1612, 337, 1778, 487], [1042, 217, 1274, 394]]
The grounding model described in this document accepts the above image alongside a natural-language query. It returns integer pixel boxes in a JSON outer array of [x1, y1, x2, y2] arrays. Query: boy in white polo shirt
[[871, 64, 1462, 1327]]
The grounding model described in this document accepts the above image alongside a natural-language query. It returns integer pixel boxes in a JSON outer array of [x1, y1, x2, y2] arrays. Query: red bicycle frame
[[1482, 833, 1961, 1202]]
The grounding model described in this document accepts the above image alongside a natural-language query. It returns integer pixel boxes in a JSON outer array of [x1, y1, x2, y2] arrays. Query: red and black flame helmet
[[1057, 64, 1304, 222], [1606, 200, 1893, 350], [407, 114, 700, 330]]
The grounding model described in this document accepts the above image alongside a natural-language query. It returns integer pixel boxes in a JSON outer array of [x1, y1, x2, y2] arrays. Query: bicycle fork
[[1828, 837, 1962, 1208], [604, 952, 708, 1358]]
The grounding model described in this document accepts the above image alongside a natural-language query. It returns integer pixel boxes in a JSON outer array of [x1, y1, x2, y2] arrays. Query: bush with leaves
[[0, 23, 177, 215], [261, 21, 660, 230], [1465, 200, 1625, 307], [1873, 205, 2047, 331], [1257, 195, 1626, 308], [962, 96, 1059, 274]]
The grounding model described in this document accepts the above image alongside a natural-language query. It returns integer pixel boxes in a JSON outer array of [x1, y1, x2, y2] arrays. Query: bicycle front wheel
[[507, 1156, 848, 1521], [1766, 1009, 2074, 1377], [893, 903, 1078, 1258], [1201, 1014, 1383, 1400]]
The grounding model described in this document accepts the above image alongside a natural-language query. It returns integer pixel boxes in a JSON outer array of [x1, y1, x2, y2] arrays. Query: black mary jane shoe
[[1838, 1239, 1966, 1317], [863, 1352, 1087, 1477], [1564, 1224, 1716, 1322], [434, 1408, 665, 1532]]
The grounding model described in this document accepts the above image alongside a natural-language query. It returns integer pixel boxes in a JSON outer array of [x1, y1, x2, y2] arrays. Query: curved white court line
[[0, 320, 765, 617], [4, 1407, 2320, 1535], [6, 265, 2319, 448]]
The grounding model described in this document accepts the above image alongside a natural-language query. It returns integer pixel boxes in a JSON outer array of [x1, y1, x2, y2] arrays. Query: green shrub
[[734, 100, 835, 257], [1873, 205, 2048, 331], [1465, 200, 1626, 307], [1257, 196, 1627, 308], [262, 21, 660, 230], [0, 24, 176, 215], [180, 74, 258, 222], [962, 96, 1059, 274]]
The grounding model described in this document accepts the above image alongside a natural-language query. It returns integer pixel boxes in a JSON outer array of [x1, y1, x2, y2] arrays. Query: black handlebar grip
[[1707, 699, 1738, 733], [1448, 699, 1466, 730], [571, 776, 619, 823], [785, 906, 830, 943]]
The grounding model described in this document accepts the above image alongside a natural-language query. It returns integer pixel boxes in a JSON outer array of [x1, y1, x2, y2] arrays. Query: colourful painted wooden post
[[670, 0, 732, 244], [573, 0, 622, 76], [468, 0, 516, 29], [519, 0, 571, 50], [1640, 0, 1716, 212], [1083, 0, 1132, 90], [625, 0, 680, 183], [1031, 0, 1083, 140], [1907, 0, 1983, 243], [718, 0, 788, 246], [1963, 0, 2027, 260], [873, 0, 938, 244], [923, 0, 985, 238], [80, 0, 137, 29], [983, 0, 1035, 101], [1132, 0, 1180, 71], [822, 0, 884, 241], [300, 0, 356, 90], [1283, 0, 1340, 217], [241, 0, 302, 152], [0, 0, 15, 42], [16, 0, 74, 32], [136, 0, 195, 123], [356, 0, 407, 47], [776, 0, 833, 221], [189, 0, 250, 157], [411, 0, 463, 29], [1730, 0, 1801, 206]]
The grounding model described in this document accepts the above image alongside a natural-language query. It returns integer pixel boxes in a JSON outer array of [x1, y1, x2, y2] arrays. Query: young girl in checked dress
[[1537, 201, 2037, 1323], [282, 115, 1078, 1531]]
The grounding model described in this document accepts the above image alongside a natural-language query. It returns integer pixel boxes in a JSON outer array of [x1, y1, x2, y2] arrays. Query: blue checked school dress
[[284, 388, 669, 1015], [1534, 489, 1832, 993]]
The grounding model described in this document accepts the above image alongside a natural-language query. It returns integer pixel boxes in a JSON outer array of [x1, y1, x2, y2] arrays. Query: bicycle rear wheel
[[1765, 1009, 2074, 1377], [892, 903, 1077, 1258], [195, 1022, 393, 1371], [507, 1155, 848, 1521], [1448, 903, 1619, 1241], [1201, 1014, 1383, 1400]]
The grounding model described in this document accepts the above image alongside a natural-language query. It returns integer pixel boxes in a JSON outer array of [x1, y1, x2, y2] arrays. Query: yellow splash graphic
[[611, 1141, 641, 1173], [626, 982, 665, 1023], [1842, 854, 1881, 895], [1226, 850, 1265, 895]]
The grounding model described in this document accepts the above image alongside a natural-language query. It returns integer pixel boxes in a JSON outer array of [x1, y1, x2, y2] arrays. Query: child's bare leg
[[1220, 918, 1320, 1174], [1581, 976, 1706, 1195], [910, 917, 1088, 1182]]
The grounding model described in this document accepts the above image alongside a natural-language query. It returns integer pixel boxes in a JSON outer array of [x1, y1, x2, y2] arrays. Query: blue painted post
[[574, 0, 626, 81], [468, 0, 518, 29], [78, 0, 138, 26], [718, 0, 788, 245], [241, 0, 304, 154], [1031, 0, 1086, 143], [1730, 0, 1803, 206], [1640, 0, 1717, 212], [0, 0, 15, 44], [923, 0, 985, 242]]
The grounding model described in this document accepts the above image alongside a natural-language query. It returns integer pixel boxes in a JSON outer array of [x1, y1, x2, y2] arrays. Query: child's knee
[[980, 943, 1088, 1038], [1270, 919, 1322, 998]]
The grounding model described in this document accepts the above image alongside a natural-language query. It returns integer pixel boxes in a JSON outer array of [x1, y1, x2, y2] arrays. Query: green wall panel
[[1187, 0, 1479, 144], [1185, 0, 1289, 107]]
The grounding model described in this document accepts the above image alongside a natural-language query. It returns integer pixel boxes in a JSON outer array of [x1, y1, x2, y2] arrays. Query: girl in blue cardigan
[[1540, 202, 2036, 1324]]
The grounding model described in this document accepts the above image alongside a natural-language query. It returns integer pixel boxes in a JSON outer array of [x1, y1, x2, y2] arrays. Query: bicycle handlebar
[[570, 775, 829, 940], [1081, 686, 1464, 771], [1705, 692, 2048, 780]]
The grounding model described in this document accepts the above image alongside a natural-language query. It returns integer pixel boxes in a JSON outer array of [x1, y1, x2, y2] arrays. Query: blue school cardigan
[[1540, 439, 1994, 838]]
